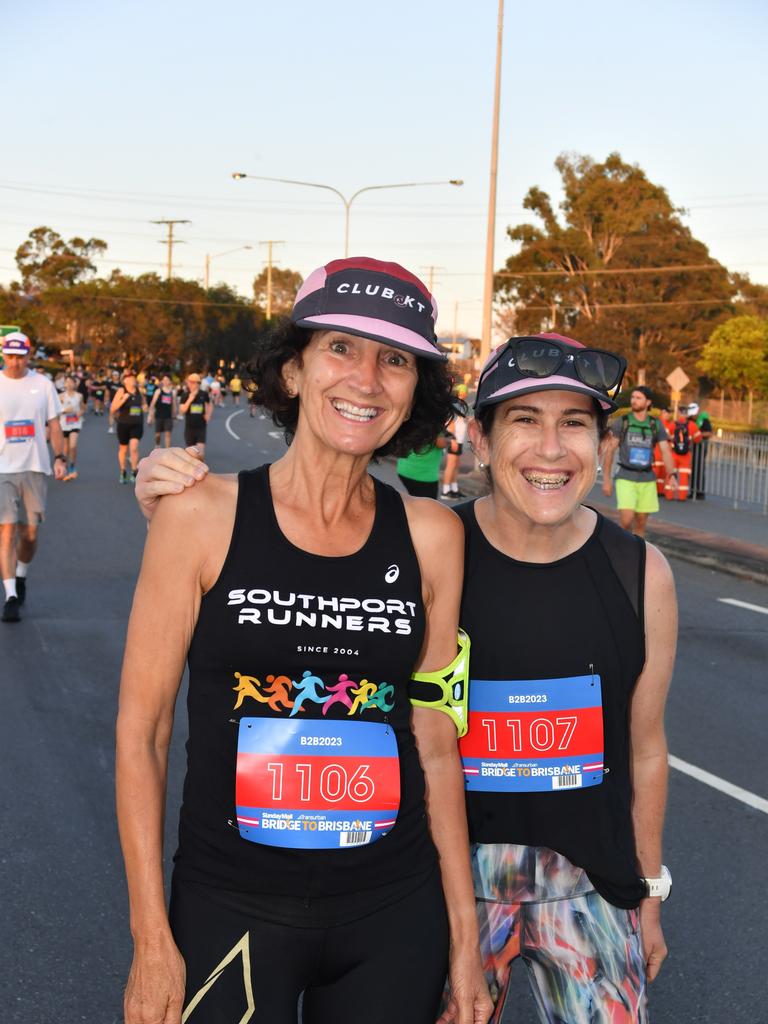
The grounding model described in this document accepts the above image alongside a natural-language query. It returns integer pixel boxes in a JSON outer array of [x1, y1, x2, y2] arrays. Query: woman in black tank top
[[117, 259, 491, 1024], [458, 334, 678, 1023]]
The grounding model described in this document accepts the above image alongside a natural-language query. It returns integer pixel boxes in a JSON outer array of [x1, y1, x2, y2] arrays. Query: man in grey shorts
[[0, 332, 66, 622]]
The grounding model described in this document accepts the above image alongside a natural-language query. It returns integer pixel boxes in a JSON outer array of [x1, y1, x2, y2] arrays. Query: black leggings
[[169, 871, 449, 1023]]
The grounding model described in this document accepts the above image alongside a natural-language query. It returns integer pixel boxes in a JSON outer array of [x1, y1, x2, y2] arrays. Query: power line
[[494, 263, 725, 278]]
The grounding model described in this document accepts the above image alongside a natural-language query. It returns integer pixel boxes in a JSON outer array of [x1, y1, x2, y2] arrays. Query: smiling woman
[[119, 257, 491, 1024]]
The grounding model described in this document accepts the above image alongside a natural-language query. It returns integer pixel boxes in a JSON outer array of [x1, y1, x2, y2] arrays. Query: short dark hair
[[245, 318, 459, 457]]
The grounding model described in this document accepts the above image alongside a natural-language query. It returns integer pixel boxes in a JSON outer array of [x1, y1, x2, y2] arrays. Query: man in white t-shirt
[[0, 332, 65, 622]]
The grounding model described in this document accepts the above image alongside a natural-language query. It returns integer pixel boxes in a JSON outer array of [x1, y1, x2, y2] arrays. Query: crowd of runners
[[0, 344, 247, 623]]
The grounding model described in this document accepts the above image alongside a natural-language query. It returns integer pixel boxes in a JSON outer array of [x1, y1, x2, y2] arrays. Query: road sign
[[666, 366, 690, 392], [0, 325, 20, 337]]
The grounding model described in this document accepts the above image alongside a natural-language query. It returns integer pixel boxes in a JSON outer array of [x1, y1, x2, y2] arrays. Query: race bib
[[160, 394, 173, 405], [459, 674, 604, 793], [129, 405, 142, 417], [65, 413, 80, 425], [236, 718, 400, 849], [628, 444, 652, 469], [190, 403, 204, 414], [4, 419, 35, 443]]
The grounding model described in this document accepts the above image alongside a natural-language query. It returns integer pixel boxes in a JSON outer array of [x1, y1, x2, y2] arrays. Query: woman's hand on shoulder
[[135, 446, 210, 520]]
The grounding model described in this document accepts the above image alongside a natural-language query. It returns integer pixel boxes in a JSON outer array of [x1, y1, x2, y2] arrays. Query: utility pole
[[151, 219, 190, 281], [420, 265, 445, 294], [480, 0, 504, 365], [259, 240, 284, 320]]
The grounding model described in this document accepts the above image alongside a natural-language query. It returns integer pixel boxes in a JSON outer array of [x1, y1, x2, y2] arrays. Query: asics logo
[[384, 565, 400, 584]]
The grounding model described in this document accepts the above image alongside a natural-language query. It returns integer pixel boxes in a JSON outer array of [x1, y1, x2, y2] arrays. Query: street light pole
[[232, 173, 463, 257], [204, 245, 253, 289], [481, 0, 504, 365]]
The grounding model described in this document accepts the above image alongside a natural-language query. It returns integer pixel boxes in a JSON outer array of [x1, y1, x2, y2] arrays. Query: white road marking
[[268, 431, 282, 439], [225, 409, 244, 440], [717, 597, 768, 616], [669, 755, 768, 814]]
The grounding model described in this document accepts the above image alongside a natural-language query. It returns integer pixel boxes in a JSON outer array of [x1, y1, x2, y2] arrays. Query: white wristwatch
[[641, 864, 672, 901]]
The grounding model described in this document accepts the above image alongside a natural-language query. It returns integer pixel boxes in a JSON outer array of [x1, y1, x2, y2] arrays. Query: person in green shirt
[[397, 434, 460, 498]]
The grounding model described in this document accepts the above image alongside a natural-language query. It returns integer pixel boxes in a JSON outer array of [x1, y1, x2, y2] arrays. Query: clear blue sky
[[3, 0, 766, 340]]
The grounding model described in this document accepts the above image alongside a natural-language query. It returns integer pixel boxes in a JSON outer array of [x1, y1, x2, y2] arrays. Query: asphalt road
[[1, 407, 766, 1024]]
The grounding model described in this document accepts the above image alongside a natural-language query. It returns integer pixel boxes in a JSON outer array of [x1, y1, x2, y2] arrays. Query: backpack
[[672, 422, 690, 456]]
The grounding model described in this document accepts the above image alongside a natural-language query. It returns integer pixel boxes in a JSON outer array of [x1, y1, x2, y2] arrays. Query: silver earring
[[478, 461, 486, 470]]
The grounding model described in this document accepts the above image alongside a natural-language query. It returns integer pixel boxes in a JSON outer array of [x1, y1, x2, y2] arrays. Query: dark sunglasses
[[481, 337, 626, 395]]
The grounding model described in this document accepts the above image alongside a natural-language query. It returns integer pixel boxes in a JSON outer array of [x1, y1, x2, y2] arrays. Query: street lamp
[[231, 173, 464, 257], [204, 245, 253, 289]]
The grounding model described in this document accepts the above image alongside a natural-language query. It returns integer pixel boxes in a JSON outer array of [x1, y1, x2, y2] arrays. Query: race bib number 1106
[[235, 718, 400, 849], [459, 674, 605, 793]]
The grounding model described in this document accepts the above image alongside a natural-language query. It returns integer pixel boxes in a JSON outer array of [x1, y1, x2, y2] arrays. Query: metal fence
[[694, 431, 768, 513]]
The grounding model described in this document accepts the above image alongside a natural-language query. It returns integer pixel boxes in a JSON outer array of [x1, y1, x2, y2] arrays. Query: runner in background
[[107, 369, 121, 433], [229, 371, 242, 406], [178, 373, 212, 458], [92, 373, 107, 416], [148, 374, 177, 448], [441, 386, 469, 501], [59, 375, 84, 480], [602, 387, 677, 537], [111, 372, 147, 483], [144, 373, 158, 408], [687, 402, 713, 500], [0, 332, 66, 623], [209, 374, 223, 407]]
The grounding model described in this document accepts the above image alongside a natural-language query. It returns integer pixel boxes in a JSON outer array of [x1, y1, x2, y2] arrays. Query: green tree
[[16, 226, 107, 292], [732, 274, 768, 317], [495, 153, 735, 388], [698, 315, 768, 398], [253, 267, 303, 317]]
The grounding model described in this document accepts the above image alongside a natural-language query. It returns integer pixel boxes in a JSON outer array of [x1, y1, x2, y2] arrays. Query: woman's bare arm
[[406, 497, 491, 1024]]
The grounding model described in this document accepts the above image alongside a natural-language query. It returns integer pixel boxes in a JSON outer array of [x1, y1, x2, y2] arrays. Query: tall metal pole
[[480, 0, 504, 365], [204, 253, 210, 290]]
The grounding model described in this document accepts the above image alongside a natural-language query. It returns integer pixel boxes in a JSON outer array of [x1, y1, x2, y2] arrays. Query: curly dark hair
[[245, 318, 461, 457]]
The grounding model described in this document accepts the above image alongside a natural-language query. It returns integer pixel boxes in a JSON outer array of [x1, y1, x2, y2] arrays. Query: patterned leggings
[[473, 844, 648, 1024]]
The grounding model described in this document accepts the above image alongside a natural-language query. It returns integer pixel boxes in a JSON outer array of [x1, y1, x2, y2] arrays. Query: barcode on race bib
[[552, 773, 582, 790], [340, 830, 372, 847]]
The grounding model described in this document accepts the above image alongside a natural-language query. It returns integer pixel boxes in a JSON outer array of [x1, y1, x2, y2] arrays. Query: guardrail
[[694, 431, 768, 513]]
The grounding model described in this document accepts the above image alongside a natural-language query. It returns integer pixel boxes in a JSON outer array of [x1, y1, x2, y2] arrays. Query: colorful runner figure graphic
[[289, 670, 330, 717], [232, 672, 269, 709], [263, 674, 297, 712], [322, 673, 358, 716], [348, 679, 378, 716], [364, 682, 395, 712]]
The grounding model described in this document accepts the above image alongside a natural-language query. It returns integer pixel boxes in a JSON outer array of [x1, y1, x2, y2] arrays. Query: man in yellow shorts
[[602, 386, 677, 537]]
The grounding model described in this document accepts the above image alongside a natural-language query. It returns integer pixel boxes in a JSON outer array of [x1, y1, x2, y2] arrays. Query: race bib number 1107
[[459, 674, 604, 793]]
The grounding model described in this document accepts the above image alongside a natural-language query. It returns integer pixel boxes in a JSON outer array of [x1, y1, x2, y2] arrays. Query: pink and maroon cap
[[2, 331, 31, 356], [291, 257, 445, 361]]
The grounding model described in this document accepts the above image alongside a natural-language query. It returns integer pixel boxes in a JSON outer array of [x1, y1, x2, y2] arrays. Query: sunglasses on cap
[[476, 336, 626, 410]]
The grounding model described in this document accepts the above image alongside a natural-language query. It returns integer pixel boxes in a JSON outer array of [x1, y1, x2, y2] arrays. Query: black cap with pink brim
[[291, 257, 446, 361]]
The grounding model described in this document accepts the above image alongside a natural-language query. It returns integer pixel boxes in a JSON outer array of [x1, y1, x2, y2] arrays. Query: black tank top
[[175, 466, 436, 917], [455, 501, 647, 909], [117, 387, 143, 424]]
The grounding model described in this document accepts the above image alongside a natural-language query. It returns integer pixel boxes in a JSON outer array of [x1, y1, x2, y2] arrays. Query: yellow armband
[[409, 629, 470, 737]]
